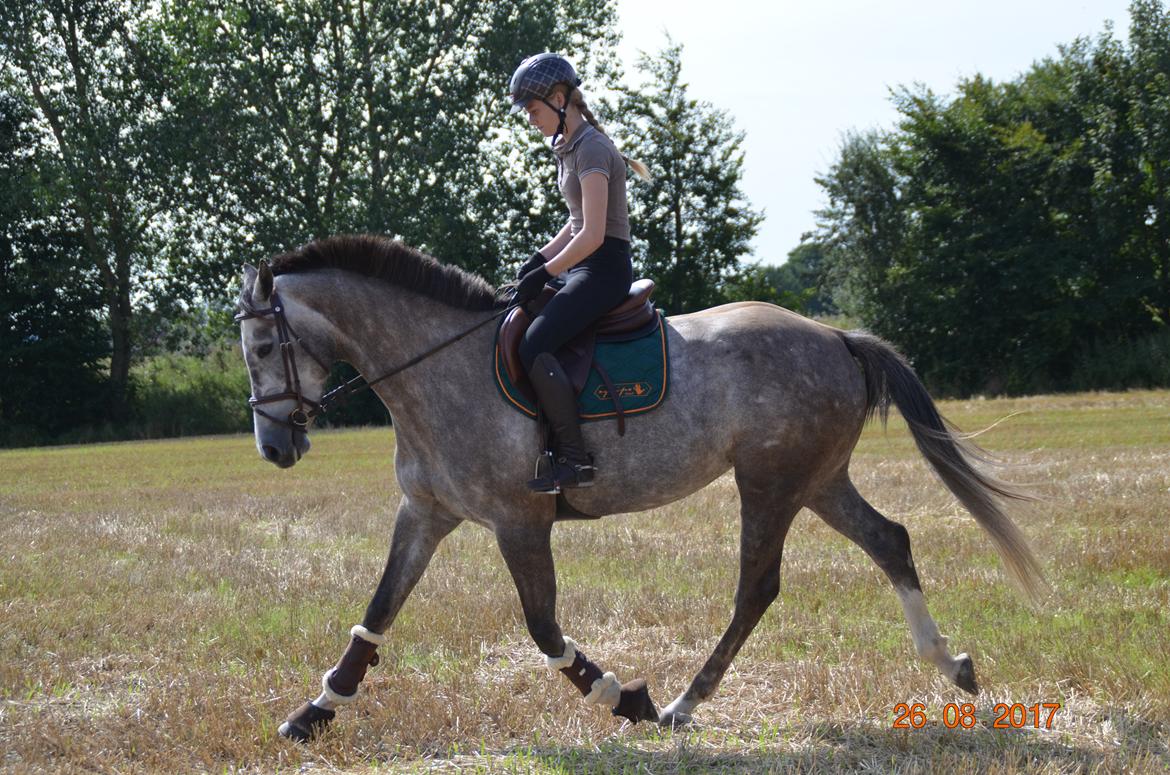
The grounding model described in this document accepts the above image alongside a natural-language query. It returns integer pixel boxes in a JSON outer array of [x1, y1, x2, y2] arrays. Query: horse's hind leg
[[659, 473, 801, 727], [279, 495, 460, 741], [494, 523, 659, 724], [810, 475, 978, 694]]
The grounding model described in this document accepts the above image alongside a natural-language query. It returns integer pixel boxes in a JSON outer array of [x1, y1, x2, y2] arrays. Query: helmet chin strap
[[540, 97, 568, 146]]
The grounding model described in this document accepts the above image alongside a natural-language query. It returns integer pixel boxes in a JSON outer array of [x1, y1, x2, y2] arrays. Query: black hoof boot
[[955, 655, 979, 695], [278, 702, 335, 742], [612, 679, 660, 724]]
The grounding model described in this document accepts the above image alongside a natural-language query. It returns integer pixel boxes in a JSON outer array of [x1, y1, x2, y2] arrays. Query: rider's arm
[[540, 221, 573, 260], [544, 172, 607, 275]]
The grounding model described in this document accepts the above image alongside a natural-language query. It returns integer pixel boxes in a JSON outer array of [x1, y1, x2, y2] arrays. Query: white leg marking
[[660, 692, 697, 724], [896, 587, 966, 681]]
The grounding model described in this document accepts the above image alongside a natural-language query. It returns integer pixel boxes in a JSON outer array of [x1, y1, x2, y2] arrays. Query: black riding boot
[[526, 352, 595, 494]]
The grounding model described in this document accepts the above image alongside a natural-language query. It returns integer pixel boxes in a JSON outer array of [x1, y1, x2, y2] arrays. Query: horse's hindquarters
[[560, 304, 869, 516]]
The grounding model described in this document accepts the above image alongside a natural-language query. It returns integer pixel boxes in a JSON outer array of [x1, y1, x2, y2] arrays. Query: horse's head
[[237, 262, 331, 468]]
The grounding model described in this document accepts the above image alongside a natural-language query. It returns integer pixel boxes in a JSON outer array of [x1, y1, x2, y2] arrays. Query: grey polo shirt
[[553, 124, 631, 242]]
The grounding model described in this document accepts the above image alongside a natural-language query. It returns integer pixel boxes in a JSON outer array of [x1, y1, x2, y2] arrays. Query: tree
[[1, 0, 191, 418], [0, 91, 110, 444], [763, 240, 838, 316], [159, 0, 623, 287], [814, 0, 1170, 395], [1, 0, 625, 441], [616, 41, 762, 314]]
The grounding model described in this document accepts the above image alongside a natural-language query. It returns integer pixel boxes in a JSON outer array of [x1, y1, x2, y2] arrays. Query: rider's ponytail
[[567, 87, 652, 181]]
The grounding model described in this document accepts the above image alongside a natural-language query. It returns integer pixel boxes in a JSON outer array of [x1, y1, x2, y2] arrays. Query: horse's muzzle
[[258, 431, 310, 468]]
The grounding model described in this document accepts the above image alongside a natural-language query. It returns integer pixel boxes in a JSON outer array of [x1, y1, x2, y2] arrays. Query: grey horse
[[235, 235, 1045, 741]]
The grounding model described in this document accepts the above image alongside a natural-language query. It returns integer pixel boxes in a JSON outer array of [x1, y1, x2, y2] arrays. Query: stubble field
[[1, 390, 1168, 773]]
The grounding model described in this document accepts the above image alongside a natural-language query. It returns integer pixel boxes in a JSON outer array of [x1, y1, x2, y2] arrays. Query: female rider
[[508, 53, 649, 494]]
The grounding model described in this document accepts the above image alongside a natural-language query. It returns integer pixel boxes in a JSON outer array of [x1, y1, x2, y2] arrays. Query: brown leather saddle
[[497, 278, 657, 432]]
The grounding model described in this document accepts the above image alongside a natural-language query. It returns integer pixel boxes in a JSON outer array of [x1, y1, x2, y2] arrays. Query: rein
[[236, 290, 517, 431]]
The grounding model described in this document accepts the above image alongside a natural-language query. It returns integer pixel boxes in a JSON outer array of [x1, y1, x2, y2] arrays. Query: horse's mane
[[269, 234, 504, 311]]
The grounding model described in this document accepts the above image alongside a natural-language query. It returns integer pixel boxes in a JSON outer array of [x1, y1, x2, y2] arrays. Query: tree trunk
[[106, 245, 134, 421]]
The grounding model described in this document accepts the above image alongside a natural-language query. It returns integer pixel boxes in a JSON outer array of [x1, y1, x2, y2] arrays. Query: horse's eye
[[256, 343, 274, 358]]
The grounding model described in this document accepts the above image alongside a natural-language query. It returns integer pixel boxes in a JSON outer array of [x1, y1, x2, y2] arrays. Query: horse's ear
[[253, 261, 274, 305], [242, 262, 258, 292]]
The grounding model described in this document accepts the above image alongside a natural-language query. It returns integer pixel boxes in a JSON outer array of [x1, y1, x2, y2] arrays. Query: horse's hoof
[[611, 678, 659, 724], [279, 701, 335, 742], [657, 709, 693, 729], [954, 654, 979, 695]]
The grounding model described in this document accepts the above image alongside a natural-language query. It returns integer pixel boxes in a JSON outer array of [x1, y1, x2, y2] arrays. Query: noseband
[[236, 287, 518, 432]]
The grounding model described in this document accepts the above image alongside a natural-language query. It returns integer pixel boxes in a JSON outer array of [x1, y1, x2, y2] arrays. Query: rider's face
[[524, 93, 564, 138]]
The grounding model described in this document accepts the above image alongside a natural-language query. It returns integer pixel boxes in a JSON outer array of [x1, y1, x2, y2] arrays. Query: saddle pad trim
[[494, 342, 538, 418]]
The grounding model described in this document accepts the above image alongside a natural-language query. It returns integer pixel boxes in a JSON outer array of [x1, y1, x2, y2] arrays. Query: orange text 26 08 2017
[[892, 702, 1062, 729]]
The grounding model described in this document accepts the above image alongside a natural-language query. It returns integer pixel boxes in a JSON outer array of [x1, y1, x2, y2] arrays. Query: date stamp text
[[892, 702, 1062, 730]]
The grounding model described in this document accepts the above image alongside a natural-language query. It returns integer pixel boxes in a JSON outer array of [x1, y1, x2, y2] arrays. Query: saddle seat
[[499, 278, 657, 395]]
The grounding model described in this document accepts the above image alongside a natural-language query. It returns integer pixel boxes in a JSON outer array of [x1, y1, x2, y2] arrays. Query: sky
[[611, 0, 1136, 265]]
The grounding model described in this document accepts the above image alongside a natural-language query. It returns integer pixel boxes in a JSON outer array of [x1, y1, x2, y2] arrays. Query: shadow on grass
[[481, 712, 1169, 774]]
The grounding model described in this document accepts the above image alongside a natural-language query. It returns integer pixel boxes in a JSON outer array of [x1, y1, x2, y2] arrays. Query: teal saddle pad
[[493, 312, 670, 422]]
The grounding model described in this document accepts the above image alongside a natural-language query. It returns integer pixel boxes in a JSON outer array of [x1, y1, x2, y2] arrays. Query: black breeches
[[519, 237, 633, 372]]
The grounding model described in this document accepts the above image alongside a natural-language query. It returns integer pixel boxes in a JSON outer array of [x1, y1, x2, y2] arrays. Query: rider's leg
[[518, 244, 631, 492]]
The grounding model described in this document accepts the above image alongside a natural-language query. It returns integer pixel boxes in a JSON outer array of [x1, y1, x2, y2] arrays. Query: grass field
[[1, 390, 1168, 773]]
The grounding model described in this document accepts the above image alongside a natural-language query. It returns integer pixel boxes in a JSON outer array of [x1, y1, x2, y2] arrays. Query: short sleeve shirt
[[553, 124, 631, 242]]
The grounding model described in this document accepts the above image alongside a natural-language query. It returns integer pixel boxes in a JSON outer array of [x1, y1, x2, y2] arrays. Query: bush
[[128, 347, 252, 438], [1069, 328, 1170, 391]]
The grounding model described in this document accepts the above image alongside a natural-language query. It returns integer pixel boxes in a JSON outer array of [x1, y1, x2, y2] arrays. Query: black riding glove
[[516, 251, 546, 280], [514, 264, 552, 306]]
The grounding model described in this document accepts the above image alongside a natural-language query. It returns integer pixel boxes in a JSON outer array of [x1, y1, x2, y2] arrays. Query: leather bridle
[[236, 287, 518, 432], [235, 290, 331, 431]]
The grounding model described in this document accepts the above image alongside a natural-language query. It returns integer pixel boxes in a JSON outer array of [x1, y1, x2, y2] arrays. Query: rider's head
[[507, 52, 651, 180], [508, 53, 581, 143]]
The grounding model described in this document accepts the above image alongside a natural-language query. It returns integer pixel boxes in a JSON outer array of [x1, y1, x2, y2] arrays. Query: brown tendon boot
[[526, 352, 595, 494]]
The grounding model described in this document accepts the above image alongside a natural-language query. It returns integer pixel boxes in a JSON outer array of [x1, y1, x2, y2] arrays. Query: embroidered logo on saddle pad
[[493, 312, 670, 423]]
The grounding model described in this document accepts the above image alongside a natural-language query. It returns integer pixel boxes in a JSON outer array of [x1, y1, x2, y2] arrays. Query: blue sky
[[611, 0, 1136, 265]]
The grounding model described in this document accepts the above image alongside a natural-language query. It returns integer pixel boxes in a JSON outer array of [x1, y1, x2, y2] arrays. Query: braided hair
[[559, 85, 651, 181]]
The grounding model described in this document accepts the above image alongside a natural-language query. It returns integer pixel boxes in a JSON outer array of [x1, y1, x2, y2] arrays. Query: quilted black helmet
[[508, 53, 581, 115]]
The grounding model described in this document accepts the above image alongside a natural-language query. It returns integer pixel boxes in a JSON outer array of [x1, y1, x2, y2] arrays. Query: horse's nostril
[[262, 445, 281, 462]]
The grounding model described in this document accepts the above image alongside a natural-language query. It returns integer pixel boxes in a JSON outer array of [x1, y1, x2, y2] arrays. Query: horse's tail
[[839, 329, 1047, 604]]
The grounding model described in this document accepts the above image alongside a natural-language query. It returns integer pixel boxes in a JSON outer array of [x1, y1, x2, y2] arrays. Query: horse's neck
[[288, 270, 491, 420]]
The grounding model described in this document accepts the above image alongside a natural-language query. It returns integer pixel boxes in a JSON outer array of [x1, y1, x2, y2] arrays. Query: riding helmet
[[507, 53, 581, 114]]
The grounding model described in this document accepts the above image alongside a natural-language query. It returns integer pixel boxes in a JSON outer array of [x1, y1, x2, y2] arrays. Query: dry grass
[[1, 390, 1167, 773]]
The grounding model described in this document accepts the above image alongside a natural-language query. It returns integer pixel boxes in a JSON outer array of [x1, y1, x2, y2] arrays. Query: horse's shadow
[[492, 710, 1165, 774]]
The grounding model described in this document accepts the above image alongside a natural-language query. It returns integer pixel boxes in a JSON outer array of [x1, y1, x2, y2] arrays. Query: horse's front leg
[[495, 523, 659, 724], [279, 495, 460, 741]]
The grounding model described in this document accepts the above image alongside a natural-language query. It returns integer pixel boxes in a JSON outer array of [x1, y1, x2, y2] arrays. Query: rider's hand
[[514, 264, 552, 306], [516, 251, 546, 280]]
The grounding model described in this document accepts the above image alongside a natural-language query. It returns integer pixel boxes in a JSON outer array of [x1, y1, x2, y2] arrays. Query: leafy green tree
[[160, 0, 622, 287], [815, 0, 1170, 395], [616, 41, 762, 314], [762, 240, 838, 316], [1, 0, 191, 418], [0, 91, 110, 444], [1, 0, 625, 441]]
